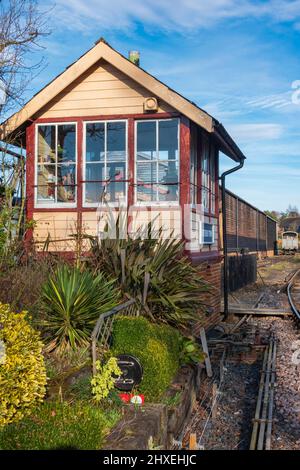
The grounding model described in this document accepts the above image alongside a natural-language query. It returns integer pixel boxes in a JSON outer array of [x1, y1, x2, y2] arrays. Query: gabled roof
[[0, 38, 245, 162]]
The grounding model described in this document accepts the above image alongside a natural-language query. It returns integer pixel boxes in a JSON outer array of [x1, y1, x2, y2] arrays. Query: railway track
[[287, 268, 300, 322], [249, 336, 277, 450], [250, 266, 300, 449]]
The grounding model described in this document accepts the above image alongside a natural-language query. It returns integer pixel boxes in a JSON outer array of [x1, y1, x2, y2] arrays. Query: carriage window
[[36, 124, 76, 206], [84, 121, 127, 205], [136, 119, 179, 203]]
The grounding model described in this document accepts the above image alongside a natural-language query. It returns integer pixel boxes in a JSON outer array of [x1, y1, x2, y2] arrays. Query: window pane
[[159, 119, 178, 160], [137, 162, 157, 202], [204, 223, 214, 244], [38, 126, 55, 164], [37, 164, 55, 202], [158, 183, 178, 202], [57, 164, 76, 203], [106, 162, 126, 203], [107, 162, 125, 181], [85, 163, 105, 182], [85, 163, 105, 204], [202, 187, 209, 211], [57, 124, 76, 163], [158, 161, 178, 183], [85, 182, 106, 204], [137, 121, 156, 161], [158, 161, 178, 202], [86, 123, 105, 162], [202, 140, 209, 172], [107, 122, 126, 162]]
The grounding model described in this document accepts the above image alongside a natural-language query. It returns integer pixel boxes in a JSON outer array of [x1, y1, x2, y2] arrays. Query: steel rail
[[250, 335, 277, 450], [287, 268, 300, 322]]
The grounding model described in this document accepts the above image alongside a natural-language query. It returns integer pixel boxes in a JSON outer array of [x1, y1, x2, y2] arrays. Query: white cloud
[[50, 0, 300, 32], [228, 123, 284, 141]]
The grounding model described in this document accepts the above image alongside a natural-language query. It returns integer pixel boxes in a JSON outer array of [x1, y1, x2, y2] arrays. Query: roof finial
[[95, 37, 108, 45]]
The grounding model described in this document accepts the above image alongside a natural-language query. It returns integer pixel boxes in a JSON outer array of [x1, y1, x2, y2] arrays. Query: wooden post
[[189, 433, 198, 450], [212, 382, 218, 419], [200, 327, 213, 377]]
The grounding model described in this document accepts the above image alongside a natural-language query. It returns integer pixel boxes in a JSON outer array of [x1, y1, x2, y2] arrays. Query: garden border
[[104, 364, 202, 450]]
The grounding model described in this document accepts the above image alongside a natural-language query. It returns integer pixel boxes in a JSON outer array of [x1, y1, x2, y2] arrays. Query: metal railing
[[91, 298, 138, 374]]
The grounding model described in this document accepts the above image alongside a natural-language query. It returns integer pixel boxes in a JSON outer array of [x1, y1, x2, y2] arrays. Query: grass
[[0, 400, 120, 450]]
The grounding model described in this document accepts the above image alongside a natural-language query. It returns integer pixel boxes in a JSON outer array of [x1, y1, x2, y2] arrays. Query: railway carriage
[[282, 231, 298, 252]]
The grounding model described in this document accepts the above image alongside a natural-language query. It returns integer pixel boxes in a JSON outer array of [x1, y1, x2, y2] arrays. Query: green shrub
[[0, 401, 120, 450], [89, 216, 210, 329], [111, 316, 181, 401], [0, 303, 47, 428], [42, 265, 120, 351], [91, 357, 121, 402]]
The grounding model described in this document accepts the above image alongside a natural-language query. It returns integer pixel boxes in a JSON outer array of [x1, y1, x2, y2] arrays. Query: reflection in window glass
[[137, 121, 156, 161], [57, 125, 76, 163], [201, 140, 210, 212], [136, 162, 156, 202], [107, 122, 126, 162], [136, 119, 179, 203], [38, 126, 55, 164], [57, 164, 76, 202], [85, 121, 127, 205], [86, 123, 104, 162], [37, 165, 55, 202], [85, 163, 105, 203], [36, 124, 76, 205], [190, 125, 198, 205], [158, 120, 178, 160], [158, 161, 179, 202]]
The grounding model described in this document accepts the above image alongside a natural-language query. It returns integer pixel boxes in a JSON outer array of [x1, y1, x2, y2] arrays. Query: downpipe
[[220, 159, 244, 319]]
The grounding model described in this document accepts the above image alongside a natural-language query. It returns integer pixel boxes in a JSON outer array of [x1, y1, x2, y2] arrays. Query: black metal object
[[114, 354, 143, 391], [220, 159, 245, 319], [228, 253, 257, 292]]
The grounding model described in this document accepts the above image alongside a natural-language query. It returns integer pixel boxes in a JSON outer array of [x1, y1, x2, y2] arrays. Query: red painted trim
[[127, 118, 135, 232], [197, 127, 202, 205], [77, 120, 83, 234], [31, 205, 182, 214], [32, 207, 78, 213], [179, 116, 190, 242], [24, 123, 35, 248], [34, 112, 179, 124]]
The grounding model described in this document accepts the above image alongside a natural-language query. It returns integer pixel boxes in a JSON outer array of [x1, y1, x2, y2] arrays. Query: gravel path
[[187, 361, 261, 450]]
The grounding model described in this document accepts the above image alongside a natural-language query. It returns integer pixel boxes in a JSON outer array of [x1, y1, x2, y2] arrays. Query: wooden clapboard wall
[[37, 60, 175, 119]]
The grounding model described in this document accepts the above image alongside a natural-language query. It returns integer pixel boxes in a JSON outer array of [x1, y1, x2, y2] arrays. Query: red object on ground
[[118, 393, 145, 404]]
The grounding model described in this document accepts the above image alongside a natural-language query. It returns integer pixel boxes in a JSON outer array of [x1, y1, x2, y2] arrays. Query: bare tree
[[0, 0, 49, 118], [0, 0, 49, 255]]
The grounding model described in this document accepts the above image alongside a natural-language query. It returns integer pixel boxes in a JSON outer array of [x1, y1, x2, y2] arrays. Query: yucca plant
[[89, 214, 210, 329], [42, 265, 120, 351]]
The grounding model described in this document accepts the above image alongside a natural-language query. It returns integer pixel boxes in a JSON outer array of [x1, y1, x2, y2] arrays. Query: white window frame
[[35, 122, 77, 209], [83, 119, 128, 208], [199, 220, 215, 245], [134, 118, 180, 207]]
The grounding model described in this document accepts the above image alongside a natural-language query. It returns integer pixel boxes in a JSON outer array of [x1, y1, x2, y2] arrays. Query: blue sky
[[23, 0, 300, 212]]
